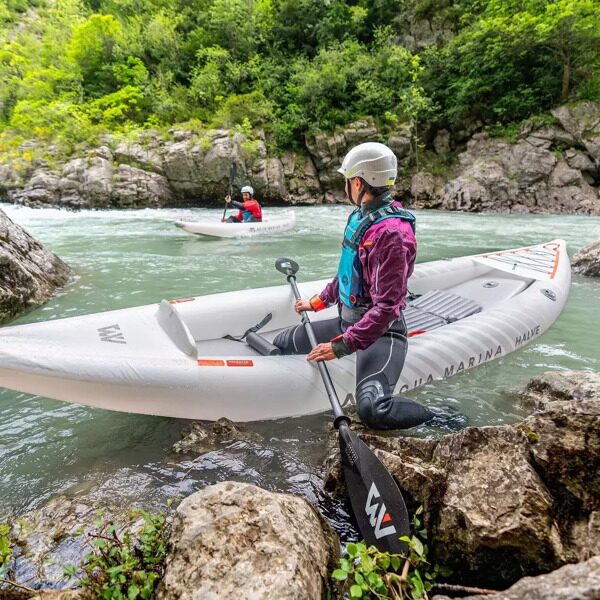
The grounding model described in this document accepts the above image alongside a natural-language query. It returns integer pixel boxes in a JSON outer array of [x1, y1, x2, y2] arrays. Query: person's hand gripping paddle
[[275, 257, 410, 554]]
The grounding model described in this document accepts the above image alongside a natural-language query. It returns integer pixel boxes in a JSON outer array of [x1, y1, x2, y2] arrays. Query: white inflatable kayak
[[175, 210, 296, 238], [0, 240, 570, 421]]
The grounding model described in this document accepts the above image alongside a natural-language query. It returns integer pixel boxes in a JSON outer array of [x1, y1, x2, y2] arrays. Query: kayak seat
[[404, 289, 482, 332], [157, 300, 197, 357]]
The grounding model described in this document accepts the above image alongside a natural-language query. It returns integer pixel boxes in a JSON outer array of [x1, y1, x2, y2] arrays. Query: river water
[[1, 203, 599, 532]]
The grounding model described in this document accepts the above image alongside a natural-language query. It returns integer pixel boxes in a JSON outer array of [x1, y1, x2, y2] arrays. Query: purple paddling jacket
[[318, 201, 417, 353]]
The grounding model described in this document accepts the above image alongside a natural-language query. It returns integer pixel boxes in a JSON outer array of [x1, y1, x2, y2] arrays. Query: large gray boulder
[[160, 128, 323, 205], [433, 556, 600, 600], [572, 241, 600, 277], [157, 481, 338, 600], [515, 370, 600, 515], [0, 209, 70, 323]]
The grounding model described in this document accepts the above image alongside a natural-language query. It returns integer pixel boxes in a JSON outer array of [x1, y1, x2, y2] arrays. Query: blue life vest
[[338, 196, 416, 308]]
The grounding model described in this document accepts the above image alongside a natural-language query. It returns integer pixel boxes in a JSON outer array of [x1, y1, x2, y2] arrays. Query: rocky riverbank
[[1, 102, 599, 214], [0, 209, 70, 323], [3, 370, 598, 599]]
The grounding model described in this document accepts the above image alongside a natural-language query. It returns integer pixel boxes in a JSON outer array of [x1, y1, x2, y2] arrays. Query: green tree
[[67, 13, 125, 98], [535, 0, 600, 101]]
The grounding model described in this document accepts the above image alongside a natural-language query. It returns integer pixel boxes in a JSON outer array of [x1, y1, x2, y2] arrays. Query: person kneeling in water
[[224, 185, 262, 223], [274, 142, 433, 430]]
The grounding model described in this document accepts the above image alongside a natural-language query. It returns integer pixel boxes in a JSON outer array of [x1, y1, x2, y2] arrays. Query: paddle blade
[[339, 425, 410, 555], [275, 257, 299, 277]]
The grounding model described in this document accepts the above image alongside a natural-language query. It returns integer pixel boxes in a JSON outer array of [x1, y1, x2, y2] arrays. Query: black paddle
[[275, 257, 410, 554], [222, 163, 237, 221]]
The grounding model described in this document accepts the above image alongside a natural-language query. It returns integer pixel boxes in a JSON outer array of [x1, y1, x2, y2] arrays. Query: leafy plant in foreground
[[331, 506, 451, 599], [67, 509, 170, 600], [0, 519, 32, 593]]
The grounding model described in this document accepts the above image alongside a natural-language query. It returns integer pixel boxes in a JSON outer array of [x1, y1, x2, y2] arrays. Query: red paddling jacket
[[230, 199, 262, 222]]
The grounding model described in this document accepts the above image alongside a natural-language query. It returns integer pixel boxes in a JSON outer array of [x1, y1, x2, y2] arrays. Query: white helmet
[[241, 185, 254, 195], [337, 142, 397, 187]]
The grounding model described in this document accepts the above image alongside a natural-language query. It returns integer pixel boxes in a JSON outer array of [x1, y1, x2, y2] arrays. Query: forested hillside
[[1, 0, 598, 158]]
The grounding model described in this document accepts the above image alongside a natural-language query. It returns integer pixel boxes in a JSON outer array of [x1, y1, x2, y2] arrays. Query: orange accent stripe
[[408, 330, 427, 337], [169, 298, 195, 304], [547, 248, 560, 279], [226, 359, 254, 367], [197, 359, 225, 366]]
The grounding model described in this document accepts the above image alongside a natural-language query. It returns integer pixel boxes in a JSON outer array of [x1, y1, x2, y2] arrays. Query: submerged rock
[[171, 417, 263, 455], [0, 208, 70, 323], [156, 481, 339, 600], [6, 494, 146, 590], [572, 240, 600, 277]]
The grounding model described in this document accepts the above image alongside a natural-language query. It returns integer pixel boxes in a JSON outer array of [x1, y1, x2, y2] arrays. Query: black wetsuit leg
[[273, 317, 342, 354], [225, 215, 239, 223], [354, 318, 434, 430], [273, 315, 432, 430]]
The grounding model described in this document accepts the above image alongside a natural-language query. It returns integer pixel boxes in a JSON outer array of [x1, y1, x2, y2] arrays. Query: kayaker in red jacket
[[274, 142, 433, 430], [224, 186, 262, 222]]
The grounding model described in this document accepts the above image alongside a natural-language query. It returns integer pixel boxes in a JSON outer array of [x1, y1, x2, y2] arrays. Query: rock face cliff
[[1, 103, 599, 213], [414, 102, 600, 214], [0, 209, 70, 323]]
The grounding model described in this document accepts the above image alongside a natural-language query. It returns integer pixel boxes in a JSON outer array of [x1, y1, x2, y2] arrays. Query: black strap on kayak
[[223, 312, 273, 342]]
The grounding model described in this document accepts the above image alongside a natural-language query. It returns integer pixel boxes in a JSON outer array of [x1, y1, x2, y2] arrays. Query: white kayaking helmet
[[337, 142, 397, 188], [241, 185, 254, 195]]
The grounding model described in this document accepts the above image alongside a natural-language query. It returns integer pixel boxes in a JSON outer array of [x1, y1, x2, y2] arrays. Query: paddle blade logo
[[98, 324, 127, 344], [365, 482, 396, 539]]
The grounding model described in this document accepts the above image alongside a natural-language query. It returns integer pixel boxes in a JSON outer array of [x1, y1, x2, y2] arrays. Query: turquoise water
[[1, 203, 599, 522]]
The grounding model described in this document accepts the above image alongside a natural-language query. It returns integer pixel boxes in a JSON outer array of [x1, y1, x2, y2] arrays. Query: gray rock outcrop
[[434, 131, 600, 214], [157, 481, 338, 600], [0, 209, 70, 322], [572, 240, 600, 277], [411, 101, 600, 214]]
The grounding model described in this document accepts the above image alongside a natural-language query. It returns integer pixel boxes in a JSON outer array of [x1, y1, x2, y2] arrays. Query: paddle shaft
[[279, 257, 411, 554], [223, 164, 236, 221], [286, 274, 348, 426]]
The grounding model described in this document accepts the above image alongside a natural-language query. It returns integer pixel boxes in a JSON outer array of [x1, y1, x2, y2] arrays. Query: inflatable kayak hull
[[0, 240, 571, 421], [175, 210, 296, 238]]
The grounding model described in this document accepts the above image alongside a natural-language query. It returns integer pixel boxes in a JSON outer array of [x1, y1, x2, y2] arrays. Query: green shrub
[[331, 506, 451, 599], [66, 510, 170, 600]]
